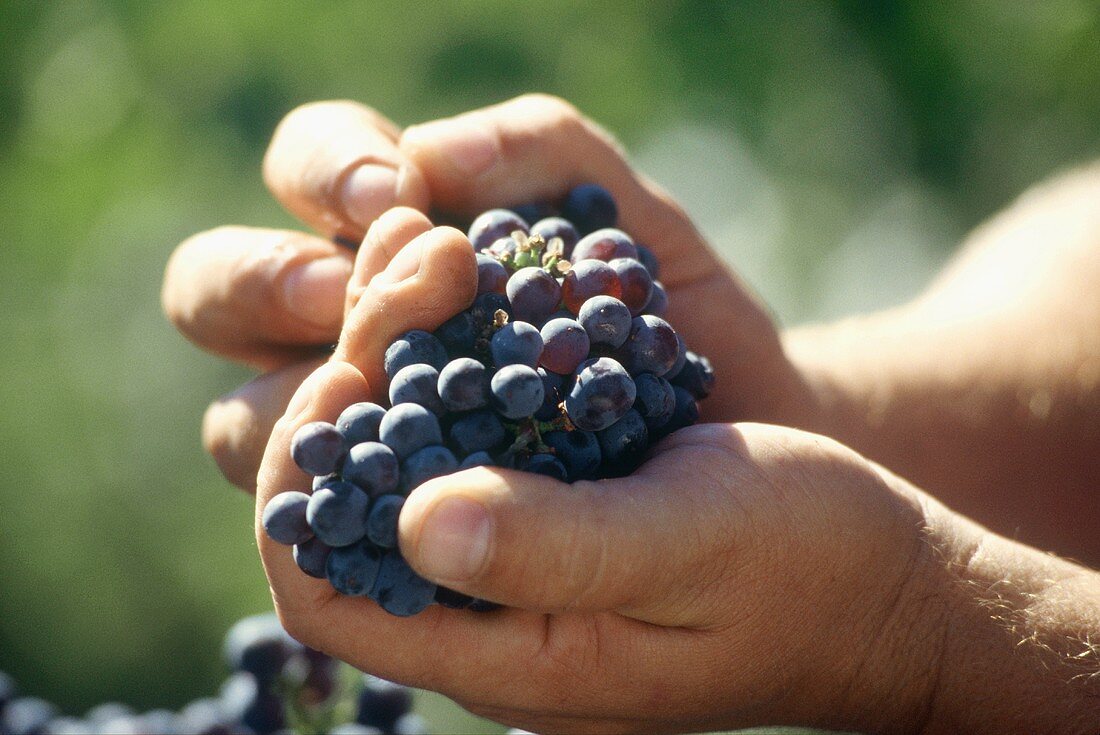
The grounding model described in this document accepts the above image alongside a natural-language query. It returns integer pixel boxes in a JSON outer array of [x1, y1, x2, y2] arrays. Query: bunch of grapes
[[0, 614, 423, 735], [263, 184, 715, 618]]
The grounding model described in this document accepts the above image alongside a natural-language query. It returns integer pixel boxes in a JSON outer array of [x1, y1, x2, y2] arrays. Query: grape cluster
[[265, 184, 715, 617], [0, 614, 423, 735]]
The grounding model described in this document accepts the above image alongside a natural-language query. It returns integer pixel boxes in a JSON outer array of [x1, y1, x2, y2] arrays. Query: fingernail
[[374, 238, 424, 285], [282, 256, 352, 328], [407, 118, 499, 176], [416, 496, 491, 582], [341, 164, 398, 228]]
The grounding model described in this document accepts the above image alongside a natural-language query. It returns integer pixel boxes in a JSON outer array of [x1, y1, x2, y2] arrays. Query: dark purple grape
[[401, 445, 458, 492], [342, 441, 400, 497], [633, 373, 676, 430], [530, 217, 580, 259], [490, 364, 545, 419], [543, 429, 601, 481], [577, 295, 632, 348], [562, 184, 618, 234], [470, 292, 512, 332], [670, 351, 716, 399], [457, 450, 495, 469], [467, 209, 529, 250], [636, 243, 661, 279], [389, 363, 445, 415], [644, 280, 669, 317], [564, 357, 636, 431], [608, 258, 654, 316], [293, 538, 332, 579], [379, 404, 442, 460], [306, 480, 370, 546], [384, 330, 448, 378], [356, 676, 414, 731], [326, 541, 383, 596], [561, 259, 621, 313], [513, 202, 556, 224], [524, 453, 568, 480], [534, 368, 565, 420], [336, 402, 386, 446], [370, 551, 437, 617], [438, 357, 490, 412], [539, 318, 590, 374], [434, 311, 477, 355], [262, 491, 313, 545], [667, 334, 688, 378], [505, 267, 562, 325], [621, 315, 679, 376], [435, 586, 475, 608], [366, 494, 404, 549], [291, 421, 346, 476], [223, 613, 298, 684], [300, 649, 338, 705], [572, 228, 637, 262], [220, 672, 286, 734], [656, 386, 700, 438], [448, 410, 507, 456], [475, 253, 508, 295], [596, 409, 649, 476], [490, 321, 543, 369]]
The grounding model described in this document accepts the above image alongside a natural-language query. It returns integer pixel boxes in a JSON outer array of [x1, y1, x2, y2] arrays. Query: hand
[[254, 209, 948, 734], [162, 94, 813, 492]]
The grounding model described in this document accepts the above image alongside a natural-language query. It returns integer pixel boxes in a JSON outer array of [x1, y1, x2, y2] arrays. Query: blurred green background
[[1, 0, 1098, 731]]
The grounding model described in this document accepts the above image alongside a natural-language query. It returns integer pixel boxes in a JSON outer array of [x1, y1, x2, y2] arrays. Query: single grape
[[467, 209, 529, 250], [293, 538, 332, 579], [542, 429, 601, 481], [370, 551, 438, 617], [596, 409, 649, 476], [342, 442, 400, 497], [219, 672, 286, 735], [561, 259, 621, 313], [262, 491, 313, 546], [379, 403, 443, 460], [644, 280, 669, 317], [561, 183, 618, 234], [571, 227, 637, 262], [366, 494, 404, 549], [539, 318, 590, 374], [306, 480, 371, 546], [383, 330, 448, 378], [506, 267, 562, 325], [564, 357, 636, 431], [356, 676, 414, 731], [389, 363, 445, 416], [326, 541, 383, 596], [534, 368, 565, 421], [438, 357, 490, 412], [577, 294, 632, 348], [223, 613, 298, 685], [475, 253, 509, 295], [635, 243, 661, 279], [457, 450, 495, 469], [523, 453, 568, 480], [530, 217, 580, 259], [290, 421, 345, 476], [490, 364, 545, 419], [655, 385, 700, 439], [434, 311, 477, 355], [633, 373, 676, 430], [490, 320, 543, 369], [448, 410, 507, 456], [667, 334, 688, 379], [336, 402, 387, 446], [469, 292, 513, 333], [621, 315, 679, 376], [671, 351, 715, 399], [608, 258, 654, 316], [401, 445, 458, 492]]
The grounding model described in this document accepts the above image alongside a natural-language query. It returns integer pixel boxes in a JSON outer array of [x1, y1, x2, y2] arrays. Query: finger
[[163, 226, 351, 369], [345, 206, 434, 308], [334, 218, 478, 388], [398, 432, 749, 626], [399, 93, 722, 288], [263, 101, 430, 240], [203, 359, 323, 493]]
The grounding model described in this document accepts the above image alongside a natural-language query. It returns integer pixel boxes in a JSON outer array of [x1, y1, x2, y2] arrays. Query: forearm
[[780, 164, 1100, 564]]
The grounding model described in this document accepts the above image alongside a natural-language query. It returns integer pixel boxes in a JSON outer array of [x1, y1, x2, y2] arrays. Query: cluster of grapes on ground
[[0, 614, 422, 735], [263, 184, 715, 618]]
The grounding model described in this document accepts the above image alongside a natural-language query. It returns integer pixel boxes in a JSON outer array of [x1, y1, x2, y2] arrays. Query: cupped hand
[[162, 94, 812, 492], [255, 209, 945, 735]]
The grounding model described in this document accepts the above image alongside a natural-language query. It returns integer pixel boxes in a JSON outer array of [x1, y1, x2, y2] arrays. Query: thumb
[[397, 460, 732, 626]]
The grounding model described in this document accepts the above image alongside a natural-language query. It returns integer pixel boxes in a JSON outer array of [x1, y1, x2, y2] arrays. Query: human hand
[[163, 94, 814, 492]]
